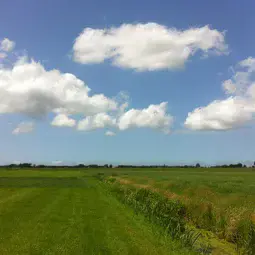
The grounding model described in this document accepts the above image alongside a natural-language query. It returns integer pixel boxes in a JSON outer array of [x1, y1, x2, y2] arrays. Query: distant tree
[[89, 164, 100, 168], [36, 164, 45, 168], [196, 163, 200, 168], [19, 163, 32, 168], [77, 164, 85, 168], [8, 164, 18, 168]]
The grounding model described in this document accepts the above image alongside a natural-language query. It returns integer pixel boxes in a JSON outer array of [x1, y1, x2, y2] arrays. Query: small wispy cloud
[[0, 38, 15, 52], [12, 122, 35, 135], [105, 131, 116, 136]]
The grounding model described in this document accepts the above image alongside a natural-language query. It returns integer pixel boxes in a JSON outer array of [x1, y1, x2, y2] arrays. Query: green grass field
[[0, 168, 254, 255], [104, 167, 255, 254], [0, 169, 195, 255], [108, 167, 255, 212]]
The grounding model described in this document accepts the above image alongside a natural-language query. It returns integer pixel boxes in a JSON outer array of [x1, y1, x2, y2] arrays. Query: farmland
[[103, 167, 255, 254], [0, 168, 254, 254], [0, 169, 195, 255]]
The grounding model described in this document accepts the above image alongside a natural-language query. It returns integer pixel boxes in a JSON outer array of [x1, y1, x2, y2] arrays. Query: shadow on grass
[[0, 177, 88, 188]]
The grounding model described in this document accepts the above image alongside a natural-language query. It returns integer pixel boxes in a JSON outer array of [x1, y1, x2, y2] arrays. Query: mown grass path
[[0, 172, 194, 255]]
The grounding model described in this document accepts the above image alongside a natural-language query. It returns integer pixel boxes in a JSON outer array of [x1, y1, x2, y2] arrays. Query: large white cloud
[[185, 97, 255, 130], [12, 122, 34, 135], [0, 42, 175, 134], [73, 23, 227, 71], [118, 102, 173, 133], [185, 57, 255, 131], [0, 59, 117, 118], [0, 38, 15, 52], [51, 114, 76, 127]]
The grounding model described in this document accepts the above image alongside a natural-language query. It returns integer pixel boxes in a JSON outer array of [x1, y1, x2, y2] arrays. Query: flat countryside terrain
[[0, 168, 254, 254], [0, 169, 194, 255]]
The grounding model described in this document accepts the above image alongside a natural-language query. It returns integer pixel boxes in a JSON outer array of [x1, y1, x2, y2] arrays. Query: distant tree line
[[0, 162, 254, 169], [0, 163, 113, 169], [209, 163, 246, 168]]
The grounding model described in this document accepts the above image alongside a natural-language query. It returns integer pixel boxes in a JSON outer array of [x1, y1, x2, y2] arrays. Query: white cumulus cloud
[[118, 102, 173, 133], [77, 113, 116, 131], [51, 114, 76, 127], [185, 57, 255, 131], [77, 102, 173, 133], [185, 97, 254, 130], [0, 59, 117, 118], [73, 23, 227, 71], [0, 41, 175, 135], [12, 122, 35, 135], [1, 38, 15, 52]]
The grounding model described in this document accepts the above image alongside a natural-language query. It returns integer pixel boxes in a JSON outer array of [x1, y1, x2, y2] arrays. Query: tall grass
[[107, 179, 204, 252], [234, 219, 255, 254], [104, 174, 255, 254], [185, 200, 255, 254], [104, 168, 255, 253]]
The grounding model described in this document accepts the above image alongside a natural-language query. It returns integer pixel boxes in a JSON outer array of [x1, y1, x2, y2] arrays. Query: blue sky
[[0, 0, 255, 165]]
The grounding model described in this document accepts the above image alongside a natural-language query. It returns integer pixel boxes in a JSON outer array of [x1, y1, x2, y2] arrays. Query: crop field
[[0, 168, 254, 255]]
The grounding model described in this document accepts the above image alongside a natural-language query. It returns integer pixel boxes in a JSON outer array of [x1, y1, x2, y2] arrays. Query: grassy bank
[[101, 167, 255, 254]]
